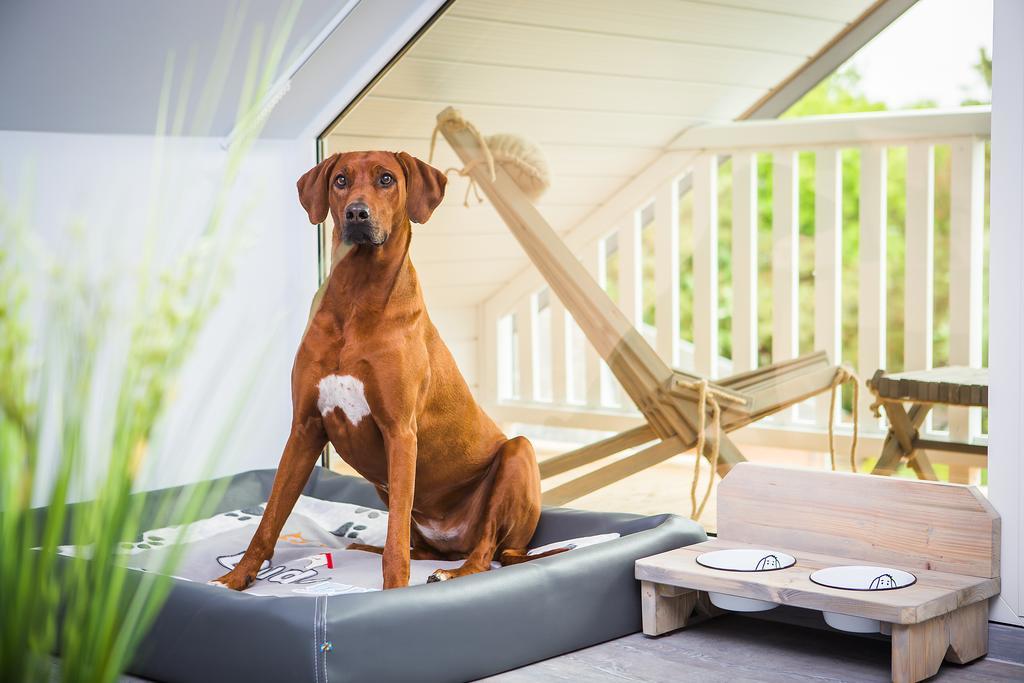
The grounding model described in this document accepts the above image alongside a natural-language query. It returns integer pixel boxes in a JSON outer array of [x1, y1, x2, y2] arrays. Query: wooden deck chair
[[435, 108, 848, 508]]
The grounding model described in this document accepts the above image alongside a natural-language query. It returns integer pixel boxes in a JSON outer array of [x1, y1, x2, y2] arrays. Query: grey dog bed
[[47, 467, 706, 682]]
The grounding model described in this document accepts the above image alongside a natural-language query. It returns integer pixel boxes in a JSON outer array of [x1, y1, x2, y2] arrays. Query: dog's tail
[[498, 547, 572, 566]]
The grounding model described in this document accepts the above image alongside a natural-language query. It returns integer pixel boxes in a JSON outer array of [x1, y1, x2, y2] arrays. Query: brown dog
[[213, 151, 547, 590]]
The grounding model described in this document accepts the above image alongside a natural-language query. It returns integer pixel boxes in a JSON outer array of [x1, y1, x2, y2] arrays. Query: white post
[[904, 143, 934, 374], [584, 244, 603, 407], [948, 138, 985, 445], [620, 216, 642, 329], [515, 295, 535, 402], [692, 154, 719, 377], [732, 152, 758, 373], [858, 146, 887, 429], [481, 303, 499, 406], [814, 148, 842, 427], [772, 152, 799, 361], [988, 0, 1024, 626], [656, 179, 681, 367], [550, 295, 568, 405]]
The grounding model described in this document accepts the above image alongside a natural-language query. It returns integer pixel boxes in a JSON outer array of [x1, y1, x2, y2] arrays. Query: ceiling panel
[[324, 0, 885, 312], [448, 0, 843, 56], [414, 17, 799, 87]]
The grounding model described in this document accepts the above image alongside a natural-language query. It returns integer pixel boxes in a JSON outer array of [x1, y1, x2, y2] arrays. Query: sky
[[844, 0, 993, 108]]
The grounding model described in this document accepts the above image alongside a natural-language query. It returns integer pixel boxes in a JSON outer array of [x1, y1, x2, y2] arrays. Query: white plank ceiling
[[324, 0, 876, 310]]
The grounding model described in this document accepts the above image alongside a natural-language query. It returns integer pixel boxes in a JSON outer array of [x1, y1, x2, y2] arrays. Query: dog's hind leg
[[497, 546, 571, 565], [427, 436, 541, 583]]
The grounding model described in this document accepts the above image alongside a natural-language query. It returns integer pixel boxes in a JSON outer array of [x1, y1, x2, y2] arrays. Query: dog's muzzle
[[343, 223, 386, 246]]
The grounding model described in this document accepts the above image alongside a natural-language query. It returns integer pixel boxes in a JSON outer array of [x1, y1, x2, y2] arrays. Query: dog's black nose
[[345, 202, 371, 223]]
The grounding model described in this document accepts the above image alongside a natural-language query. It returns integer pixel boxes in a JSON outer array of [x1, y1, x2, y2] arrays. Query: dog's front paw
[[210, 568, 256, 591], [427, 569, 453, 583]]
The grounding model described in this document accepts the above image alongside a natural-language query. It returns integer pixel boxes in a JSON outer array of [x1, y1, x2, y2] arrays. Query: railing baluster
[[859, 146, 888, 428], [584, 244, 603, 407], [550, 294, 568, 405], [656, 178, 681, 367], [515, 295, 535, 402], [772, 151, 799, 366], [732, 152, 758, 374], [814, 148, 842, 428], [692, 154, 719, 377], [949, 137, 985, 479], [905, 143, 935, 374], [620, 216, 642, 328]]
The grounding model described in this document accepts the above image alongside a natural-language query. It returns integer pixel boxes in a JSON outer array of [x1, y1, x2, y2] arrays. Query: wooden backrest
[[716, 463, 1000, 578]]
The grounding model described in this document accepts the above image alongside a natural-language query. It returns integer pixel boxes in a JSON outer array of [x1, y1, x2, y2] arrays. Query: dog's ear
[[396, 152, 447, 224], [296, 154, 340, 224]]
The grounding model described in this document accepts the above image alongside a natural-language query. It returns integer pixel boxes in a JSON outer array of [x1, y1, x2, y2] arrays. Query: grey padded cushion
[[44, 467, 706, 682]]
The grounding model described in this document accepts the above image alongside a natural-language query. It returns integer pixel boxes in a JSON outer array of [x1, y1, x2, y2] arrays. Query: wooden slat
[[905, 143, 934, 374], [538, 423, 657, 479], [948, 138, 985, 442], [516, 296, 535, 401], [858, 145, 888, 427], [692, 154, 719, 377], [772, 151, 799, 363], [731, 152, 758, 373], [542, 436, 685, 506], [655, 178, 681, 366], [550, 294, 568, 404], [716, 463, 1000, 578], [814, 148, 842, 427]]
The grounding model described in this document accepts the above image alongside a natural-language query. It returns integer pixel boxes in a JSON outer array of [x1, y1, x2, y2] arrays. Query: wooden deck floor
[[482, 611, 1024, 682]]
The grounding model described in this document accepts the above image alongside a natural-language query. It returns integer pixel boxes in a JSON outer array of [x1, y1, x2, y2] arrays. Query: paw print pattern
[[331, 521, 369, 539]]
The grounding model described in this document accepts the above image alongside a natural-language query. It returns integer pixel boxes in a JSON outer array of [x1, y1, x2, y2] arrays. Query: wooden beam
[[539, 423, 657, 479], [542, 437, 686, 506]]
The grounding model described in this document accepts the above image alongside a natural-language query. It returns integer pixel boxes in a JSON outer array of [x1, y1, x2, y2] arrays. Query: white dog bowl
[[822, 611, 883, 633], [697, 549, 795, 613], [811, 565, 916, 633], [696, 548, 796, 572], [707, 592, 779, 612]]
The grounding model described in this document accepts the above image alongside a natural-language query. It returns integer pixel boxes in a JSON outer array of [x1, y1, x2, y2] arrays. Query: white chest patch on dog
[[317, 374, 371, 425], [414, 518, 467, 545]]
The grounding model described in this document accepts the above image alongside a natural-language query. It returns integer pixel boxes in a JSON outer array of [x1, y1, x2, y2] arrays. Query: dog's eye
[[334, 174, 347, 188], [379, 173, 394, 187]]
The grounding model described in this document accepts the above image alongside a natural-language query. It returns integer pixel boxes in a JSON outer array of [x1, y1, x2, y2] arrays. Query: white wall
[[0, 130, 319, 497], [988, 0, 1024, 626]]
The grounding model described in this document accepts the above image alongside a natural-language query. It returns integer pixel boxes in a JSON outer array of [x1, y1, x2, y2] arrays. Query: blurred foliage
[[0, 3, 300, 681]]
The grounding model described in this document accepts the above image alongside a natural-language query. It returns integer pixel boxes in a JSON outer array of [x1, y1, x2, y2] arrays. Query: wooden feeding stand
[[635, 464, 1000, 683], [435, 108, 850, 507]]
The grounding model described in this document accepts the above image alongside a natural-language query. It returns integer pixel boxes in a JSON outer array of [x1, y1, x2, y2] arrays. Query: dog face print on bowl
[[696, 548, 796, 572], [809, 565, 916, 591]]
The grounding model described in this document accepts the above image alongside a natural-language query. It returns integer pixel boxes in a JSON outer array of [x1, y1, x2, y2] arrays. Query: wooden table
[[867, 367, 988, 482]]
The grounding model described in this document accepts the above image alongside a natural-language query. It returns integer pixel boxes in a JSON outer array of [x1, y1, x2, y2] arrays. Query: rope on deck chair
[[430, 108, 551, 206], [429, 108, 497, 206], [827, 365, 861, 473], [679, 378, 721, 521]]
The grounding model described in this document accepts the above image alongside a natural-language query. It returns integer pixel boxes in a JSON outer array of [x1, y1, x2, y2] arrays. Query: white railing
[[482, 106, 990, 468]]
